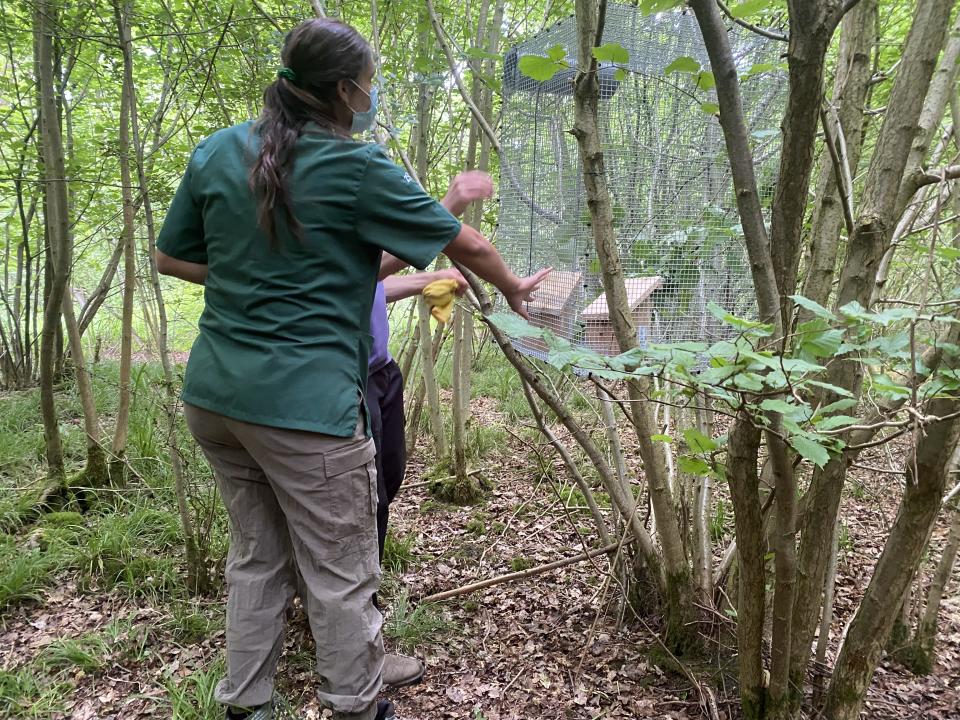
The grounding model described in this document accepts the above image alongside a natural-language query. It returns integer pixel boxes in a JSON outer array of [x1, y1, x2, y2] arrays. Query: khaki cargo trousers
[[184, 403, 383, 719]]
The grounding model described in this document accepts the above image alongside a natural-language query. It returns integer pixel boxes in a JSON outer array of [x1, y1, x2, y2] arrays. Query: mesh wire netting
[[498, 5, 785, 357]]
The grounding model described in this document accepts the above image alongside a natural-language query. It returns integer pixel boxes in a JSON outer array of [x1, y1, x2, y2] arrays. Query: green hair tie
[[277, 67, 298, 84]]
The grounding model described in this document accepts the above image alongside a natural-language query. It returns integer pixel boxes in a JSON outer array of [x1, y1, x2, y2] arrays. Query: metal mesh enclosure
[[498, 6, 786, 357]]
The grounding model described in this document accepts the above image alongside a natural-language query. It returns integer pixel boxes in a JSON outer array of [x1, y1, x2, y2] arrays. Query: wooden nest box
[[521, 269, 583, 353], [582, 276, 664, 355]]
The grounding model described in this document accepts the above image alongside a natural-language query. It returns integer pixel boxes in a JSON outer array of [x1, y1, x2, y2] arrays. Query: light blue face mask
[[349, 81, 379, 134]]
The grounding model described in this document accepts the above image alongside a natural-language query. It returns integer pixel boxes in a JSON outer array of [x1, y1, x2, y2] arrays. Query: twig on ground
[[417, 538, 634, 604]]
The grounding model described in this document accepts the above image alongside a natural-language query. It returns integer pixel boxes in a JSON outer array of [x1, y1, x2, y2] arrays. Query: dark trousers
[[366, 359, 407, 561]]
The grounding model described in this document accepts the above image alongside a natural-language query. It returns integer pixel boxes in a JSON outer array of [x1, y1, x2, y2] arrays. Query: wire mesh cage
[[498, 5, 786, 358]]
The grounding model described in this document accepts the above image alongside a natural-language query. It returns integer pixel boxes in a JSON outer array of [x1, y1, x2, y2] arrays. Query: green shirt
[[157, 121, 461, 436]]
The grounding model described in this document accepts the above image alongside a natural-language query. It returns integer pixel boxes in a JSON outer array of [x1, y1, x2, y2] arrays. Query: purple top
[[368, 281, 392, 373]]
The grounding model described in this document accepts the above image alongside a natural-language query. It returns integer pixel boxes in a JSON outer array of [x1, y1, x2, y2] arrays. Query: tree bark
[[909, 500, 960, 672], [110, 0, 138, 478], [824, 400, 960, 719], [799, 0, 877, 319], [688, 0, 781, 332], [61, 292, 107, 487], [769, 1, 845, 330], [791, 0, 955, 699], [115, 0, 208, 593], [573, 0, 696, 652], [896, 9, 960, 218], [36, 0, 70, 483], [727, 415, 768, 720]]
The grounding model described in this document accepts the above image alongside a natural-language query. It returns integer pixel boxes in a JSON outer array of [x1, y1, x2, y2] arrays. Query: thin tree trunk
[[412, 7, 445, 460], [573, 0, 696, 653], [727, 416, 768, 719], [78, 238, 124, 336], [521, 379, 612, 547], [116, 0, 207, 593], [110, 0, 138, 479], [36, 0, 70, 484], [61, 292, 107, 487], [791, 0, 955, 700], [908, 501, 960, 672], [896, 10, 960, 217], [799, 0, 877, 319], [824, 401, 960, 719], [692, 395, 714, 604]]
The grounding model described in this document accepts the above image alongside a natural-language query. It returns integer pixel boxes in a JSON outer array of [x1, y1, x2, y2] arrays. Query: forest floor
[[0, 363, 959, 719]]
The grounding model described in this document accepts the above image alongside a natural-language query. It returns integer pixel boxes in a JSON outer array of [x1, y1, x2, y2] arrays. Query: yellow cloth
[[422, 278, 459, 323]]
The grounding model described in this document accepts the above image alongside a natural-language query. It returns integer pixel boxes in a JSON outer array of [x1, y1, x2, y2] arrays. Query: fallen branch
[[418, 538, 633, 604]]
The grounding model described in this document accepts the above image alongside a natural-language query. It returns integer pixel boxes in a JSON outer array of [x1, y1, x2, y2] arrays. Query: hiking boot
[[382, 653, 424, 688], [375, 699, 396, 720], [225, 700, 273, 719]]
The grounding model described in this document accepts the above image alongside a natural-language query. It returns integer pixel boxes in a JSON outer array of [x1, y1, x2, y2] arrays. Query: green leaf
[[759, 398, 800, 415], [488, 312, 546, 339], [871, 373, 912, 398], [683, 428, 718, 454], [518, 55, 564, 82], [466, 46, 501, 61], [778, 357, 826, 374], [664, 56, 701, 75], [813, 415, 860, 431], [614, 67, 627, 82], [546, 44, 567, 62], [742, 62, 776, 78], [796, 319, 844, 359], [651, 434, 674, 443], [593, 42, 629, 64], [700, 101, 720, 115], [678, 456, 712, 476], [734, 372, 765, 392], [696, 71, 716, 91], [730, 0, 771, 18], [791, 294, 835, 320], [817, 398, 858, 415], [707, 302, 774, 335], [789, 435, 831, 468], [936, 246, 960, 261], [805, 380, 854, 398]]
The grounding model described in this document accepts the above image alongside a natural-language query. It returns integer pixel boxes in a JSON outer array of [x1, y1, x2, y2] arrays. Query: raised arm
[[383, 268, 467, 303]]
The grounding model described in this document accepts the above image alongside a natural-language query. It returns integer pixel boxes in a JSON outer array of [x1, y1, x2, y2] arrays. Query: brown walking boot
[[382, 653, 424, 688]]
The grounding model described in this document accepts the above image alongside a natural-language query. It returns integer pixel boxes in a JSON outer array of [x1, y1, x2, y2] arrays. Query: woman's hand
[[436, 268, 469, 296], [441, 171, 494, 218], [504, 267, 552, 319]]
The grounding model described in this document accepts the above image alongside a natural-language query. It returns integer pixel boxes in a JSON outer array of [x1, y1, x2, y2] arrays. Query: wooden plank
[[527, 269, 583, 313], [581, 276, 663, 318]]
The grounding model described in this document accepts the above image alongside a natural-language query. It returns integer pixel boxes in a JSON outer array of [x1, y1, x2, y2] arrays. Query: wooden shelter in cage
[[498, 5, 786, 358]]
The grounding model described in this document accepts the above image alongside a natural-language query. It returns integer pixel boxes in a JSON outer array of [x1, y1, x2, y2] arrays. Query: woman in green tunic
[[156, 16, 548, 720]]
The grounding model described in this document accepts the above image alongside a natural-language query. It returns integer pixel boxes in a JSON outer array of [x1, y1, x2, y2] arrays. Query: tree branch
[[418, 538, 634, 604], [820, 106, 856, 236], [250, 0, 282, 32], [715, 0, 788, 42], [915, 164, 960, 188]]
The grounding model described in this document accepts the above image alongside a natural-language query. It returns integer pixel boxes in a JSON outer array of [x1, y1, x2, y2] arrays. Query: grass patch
[[77, 506, 183, 595], [164, 653, 225, 720], [384, 589, 450, 653], [0, 539, 59, 610], [38, 635, 111, 673], [508, 556, 535, 572], [0, 667, 71, 719], [383, 530, 415, 574]]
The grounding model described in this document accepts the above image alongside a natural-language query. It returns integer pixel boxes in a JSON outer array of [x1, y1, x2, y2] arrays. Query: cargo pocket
[[319, 438, 377, 553]]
